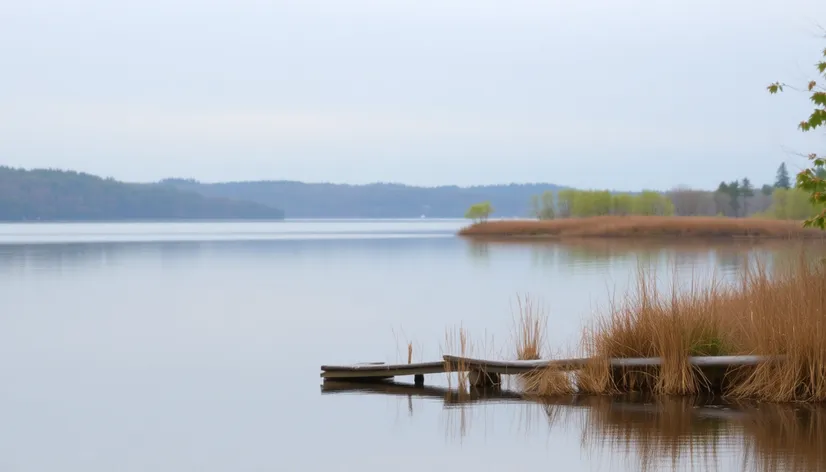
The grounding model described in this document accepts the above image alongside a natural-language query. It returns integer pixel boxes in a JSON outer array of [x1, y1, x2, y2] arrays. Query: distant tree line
[[529, 163, 826, 221], [531, 189, 674, 219]]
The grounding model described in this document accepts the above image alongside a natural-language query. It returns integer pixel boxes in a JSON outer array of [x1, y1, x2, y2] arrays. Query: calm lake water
[[0, 220, 822, 472]]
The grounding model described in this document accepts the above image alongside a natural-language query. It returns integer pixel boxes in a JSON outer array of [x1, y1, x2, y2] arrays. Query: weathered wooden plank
[[442, 354, 784, 374], [320, 361, 445, 379], [442, 355, 586, 374], [321, 355, 784, 379]]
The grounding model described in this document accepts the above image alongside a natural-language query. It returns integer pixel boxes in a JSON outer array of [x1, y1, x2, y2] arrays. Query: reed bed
[[458, 216, 826, 239], [500, 248, 826, 402]]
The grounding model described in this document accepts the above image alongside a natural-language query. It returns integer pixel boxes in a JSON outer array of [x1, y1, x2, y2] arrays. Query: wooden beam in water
[[320, 361, 446, 379], [320, 354, 784, 380], [442, 354, 784, 375]]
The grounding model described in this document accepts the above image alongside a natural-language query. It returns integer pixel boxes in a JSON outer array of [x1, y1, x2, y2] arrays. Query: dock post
[[414, 374, 424, 387], [469, 369, 501, 389]]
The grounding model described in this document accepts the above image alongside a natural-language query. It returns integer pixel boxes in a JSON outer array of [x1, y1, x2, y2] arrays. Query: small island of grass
[[458, 216, 826, 240]]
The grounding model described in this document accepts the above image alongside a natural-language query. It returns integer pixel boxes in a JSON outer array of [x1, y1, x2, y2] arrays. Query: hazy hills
[[0, 167, 285, 221], [160, 179, 565, 218], [0, 166, 567, 220]]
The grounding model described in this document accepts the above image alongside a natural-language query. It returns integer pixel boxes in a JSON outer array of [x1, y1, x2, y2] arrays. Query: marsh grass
[[441, 325, 472, 394], [577, 265, 733, 396], [512, 294, 546, 361], [724, 254, 826, 402], [518, 246, 826, 402], [505, 294, 577, 396]]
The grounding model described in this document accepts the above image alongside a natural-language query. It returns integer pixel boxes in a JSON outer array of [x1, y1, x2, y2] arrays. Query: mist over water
[[0, 220, 820, 471]]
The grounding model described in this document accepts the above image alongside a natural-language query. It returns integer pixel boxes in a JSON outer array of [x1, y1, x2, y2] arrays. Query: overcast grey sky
[[1, 0, 825, 190]]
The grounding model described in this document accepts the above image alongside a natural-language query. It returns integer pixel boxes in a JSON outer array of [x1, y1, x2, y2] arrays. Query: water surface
[[0, 220, 820, 471]]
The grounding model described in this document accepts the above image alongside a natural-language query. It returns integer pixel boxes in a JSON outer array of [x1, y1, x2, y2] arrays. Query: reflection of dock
[[320, 379, 749, 419], [321, 379, 526, 406], [322, 378, 826, 471]]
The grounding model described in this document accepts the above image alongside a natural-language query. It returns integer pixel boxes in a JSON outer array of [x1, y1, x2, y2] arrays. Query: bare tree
[[667, 187, 718, 216]]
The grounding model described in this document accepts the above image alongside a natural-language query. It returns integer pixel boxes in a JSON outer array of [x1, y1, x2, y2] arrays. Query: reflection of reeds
[[740, 403, 826, 472], [579, 395, 732, 472], [324, 380, 826, 471]]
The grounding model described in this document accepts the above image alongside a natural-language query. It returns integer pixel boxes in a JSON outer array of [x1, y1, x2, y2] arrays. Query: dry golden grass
[[441, 325, 472, 393], [577, 267, 733, 395], [459, 216, 826, 239], [724, 255, 826, 402], [505, 294, 576, 396], [512, 294, 546, 361], [526, 247, 826, 402], [437, 243, 826, 402]]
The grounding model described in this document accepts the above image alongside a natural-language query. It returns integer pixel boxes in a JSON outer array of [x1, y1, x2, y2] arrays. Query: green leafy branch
[[767, 46, 826, 229]]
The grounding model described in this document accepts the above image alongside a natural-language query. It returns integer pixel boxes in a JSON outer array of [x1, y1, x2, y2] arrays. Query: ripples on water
[[0, 220, 822, 471]]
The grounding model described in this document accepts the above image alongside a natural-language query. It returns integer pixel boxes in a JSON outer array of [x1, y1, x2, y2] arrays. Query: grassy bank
[[458, 216, 826, 239]]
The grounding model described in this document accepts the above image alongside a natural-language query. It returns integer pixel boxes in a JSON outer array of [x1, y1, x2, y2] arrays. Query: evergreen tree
[[774, 163, 791, 189], [724, 180, 741, 216], [741, 178, 754, 215]]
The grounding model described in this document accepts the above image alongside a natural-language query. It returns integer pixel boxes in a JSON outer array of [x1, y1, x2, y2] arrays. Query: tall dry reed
[[572, 248, 826, 402], [512, 294, 547, 361], [577, 265, 732, 395], [725, 254, 826, 402]]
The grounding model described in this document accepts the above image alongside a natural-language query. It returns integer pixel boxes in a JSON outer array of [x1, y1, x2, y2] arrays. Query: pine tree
[[774, 163, 791, 189], [741, 178, 754, 215], [727, 180, 742, 216]]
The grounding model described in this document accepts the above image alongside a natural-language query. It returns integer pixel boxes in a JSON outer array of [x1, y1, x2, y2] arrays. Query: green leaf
[[819, 62, 826, 74], [809, 108, 826, 129], [767, 83, 783, 94], [813, 91, 826, 106]]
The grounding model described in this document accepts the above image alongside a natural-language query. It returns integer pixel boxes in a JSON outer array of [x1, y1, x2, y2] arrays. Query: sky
[[1, 0, 825, 191]]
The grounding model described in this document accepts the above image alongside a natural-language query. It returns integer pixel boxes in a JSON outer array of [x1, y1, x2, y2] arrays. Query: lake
[[0, 220, 822, 471]]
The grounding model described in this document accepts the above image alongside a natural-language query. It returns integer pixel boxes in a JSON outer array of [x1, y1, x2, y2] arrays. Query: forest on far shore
[[0, 166, 285, 221]]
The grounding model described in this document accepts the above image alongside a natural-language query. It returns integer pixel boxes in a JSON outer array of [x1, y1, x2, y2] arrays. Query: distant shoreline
[[457, 216, 826, 239]]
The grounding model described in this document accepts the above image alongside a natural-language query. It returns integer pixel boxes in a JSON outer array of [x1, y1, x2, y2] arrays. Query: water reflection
[[323, 380, 826, 472], [470, 239, 826, 277]]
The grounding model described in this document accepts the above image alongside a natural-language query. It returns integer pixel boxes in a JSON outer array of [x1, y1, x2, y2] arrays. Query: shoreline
[[458, 216, 826, 239]]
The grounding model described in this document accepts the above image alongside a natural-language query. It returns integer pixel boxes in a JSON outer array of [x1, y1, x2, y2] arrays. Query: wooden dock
[[320, 354, 783, 388]]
